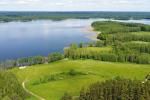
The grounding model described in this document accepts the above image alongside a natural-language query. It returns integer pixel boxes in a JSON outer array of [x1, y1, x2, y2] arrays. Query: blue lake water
[[0, 19, 150, 60]]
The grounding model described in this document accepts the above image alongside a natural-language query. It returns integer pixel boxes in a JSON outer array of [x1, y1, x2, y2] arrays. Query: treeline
[[1, 12, 150, 22], [61, 78, 150, 100], [92, 21, 150, 35], [114, 42, 150, 54], [79, 78, 150, 100], [71, 39, 149, 64], [93, 22, 150, 50], [0, 52, 64, 69], [98, 33, 150, 45], [92, 21, 150, 46], [0, 71, 29, 99], [0, 41, 104, 69], [64, 47, 150, 64], [64, 41, 150, 64]]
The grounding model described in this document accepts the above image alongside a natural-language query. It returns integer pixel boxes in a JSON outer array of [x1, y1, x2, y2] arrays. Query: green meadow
[[131, 32, 150, 35], [10, 59, 150, 100]]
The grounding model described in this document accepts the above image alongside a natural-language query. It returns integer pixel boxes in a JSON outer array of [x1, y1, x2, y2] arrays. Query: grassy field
[[131, 32, 150, 35], [130, 41, 150, 44], [10, 59, 150, 100], [75, 47, 112, 53]]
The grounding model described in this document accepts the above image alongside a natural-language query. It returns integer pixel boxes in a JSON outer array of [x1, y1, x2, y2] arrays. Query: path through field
[[22, 81, 45, 100]]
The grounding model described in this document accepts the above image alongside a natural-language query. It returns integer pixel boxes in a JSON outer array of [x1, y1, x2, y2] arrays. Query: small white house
[[19, 66, 27, 69]]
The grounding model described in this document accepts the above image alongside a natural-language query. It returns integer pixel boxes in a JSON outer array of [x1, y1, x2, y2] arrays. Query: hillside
[[0, 71, 29, 99], [10, 60, 150, 100]]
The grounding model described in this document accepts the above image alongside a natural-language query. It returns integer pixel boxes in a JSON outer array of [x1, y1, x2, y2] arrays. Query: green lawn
[[10, 59, 150, 100]]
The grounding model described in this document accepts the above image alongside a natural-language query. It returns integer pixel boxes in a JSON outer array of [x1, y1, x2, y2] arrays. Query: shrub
[[48, 52, 64, 63], [68, 69, 77, 76], [136, 54, 150, 64]]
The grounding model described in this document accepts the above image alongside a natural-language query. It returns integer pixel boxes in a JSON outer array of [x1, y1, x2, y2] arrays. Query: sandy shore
[[82, 26, 100, 41]]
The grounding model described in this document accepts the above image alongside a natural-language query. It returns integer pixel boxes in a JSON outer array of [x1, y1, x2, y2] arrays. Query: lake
[[0, 19, 150, 60]]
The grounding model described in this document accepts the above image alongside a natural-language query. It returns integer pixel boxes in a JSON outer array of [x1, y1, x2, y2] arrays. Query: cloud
[[0, 0, 149, 11]]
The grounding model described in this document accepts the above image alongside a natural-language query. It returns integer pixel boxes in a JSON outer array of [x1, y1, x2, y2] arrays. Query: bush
[[61, 92, 72, 100], [136, 54, 150, 64], [48, 52, 64, 63], [95, 41, 105, 47], [68, 69, 77, 76]]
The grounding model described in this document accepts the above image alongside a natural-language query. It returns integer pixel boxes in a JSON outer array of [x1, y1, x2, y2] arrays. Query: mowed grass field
[[10, 60, 150, 100]]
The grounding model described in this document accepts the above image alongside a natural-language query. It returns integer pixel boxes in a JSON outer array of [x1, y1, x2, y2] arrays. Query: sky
[[0, 0, 150, 11]]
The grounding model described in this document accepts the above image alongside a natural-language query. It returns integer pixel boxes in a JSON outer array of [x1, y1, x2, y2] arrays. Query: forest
[[0, 53, 64, 69], [64, 21, 150, 64], [0, 12, 150, 22], [62, 78, 150, 100], [0, 71, 29, 99]]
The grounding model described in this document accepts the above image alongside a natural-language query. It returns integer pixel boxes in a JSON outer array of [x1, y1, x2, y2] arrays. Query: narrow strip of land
[[22, 81, 45, 100]]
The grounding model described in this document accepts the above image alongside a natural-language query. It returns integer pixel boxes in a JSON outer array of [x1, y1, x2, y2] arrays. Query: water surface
[[0, 19, 150, 60]]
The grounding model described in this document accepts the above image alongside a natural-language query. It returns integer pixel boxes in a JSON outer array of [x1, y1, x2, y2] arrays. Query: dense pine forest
[[62, 78, 150, 100]]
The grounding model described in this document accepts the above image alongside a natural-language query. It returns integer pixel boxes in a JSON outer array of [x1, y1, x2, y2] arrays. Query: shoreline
[[82, 26, 99, 41]]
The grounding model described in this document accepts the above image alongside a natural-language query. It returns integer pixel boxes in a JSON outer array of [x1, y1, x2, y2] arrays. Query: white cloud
[[0, 0, 149, 11]]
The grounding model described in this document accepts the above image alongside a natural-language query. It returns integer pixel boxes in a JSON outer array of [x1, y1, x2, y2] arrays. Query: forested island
[[0, 11, 150, 22], [0, 21, 150, 100]]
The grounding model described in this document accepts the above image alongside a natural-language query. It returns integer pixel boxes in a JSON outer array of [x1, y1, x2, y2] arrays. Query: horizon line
[[0, 11, 150, 13]]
